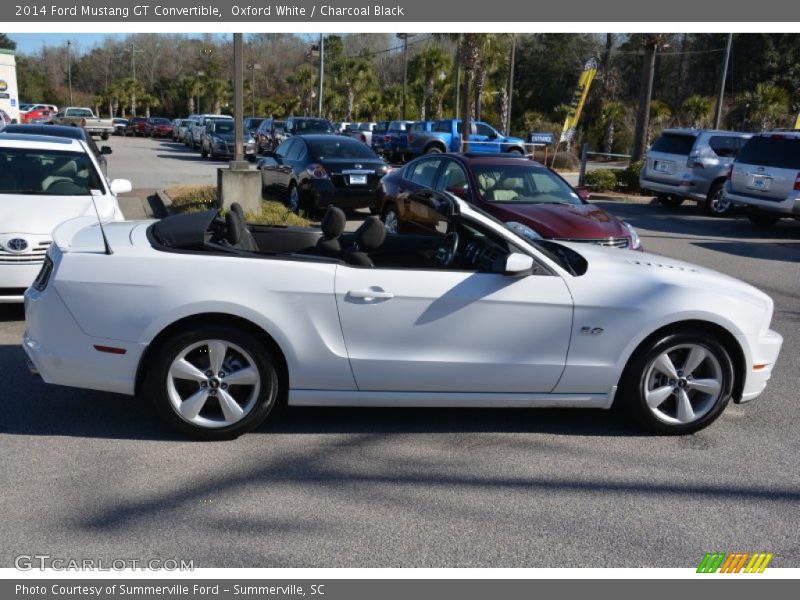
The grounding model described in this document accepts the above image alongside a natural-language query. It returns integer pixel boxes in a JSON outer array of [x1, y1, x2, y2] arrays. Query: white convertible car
[[23, 194, 782, 439], [0, 133, 128, 302]]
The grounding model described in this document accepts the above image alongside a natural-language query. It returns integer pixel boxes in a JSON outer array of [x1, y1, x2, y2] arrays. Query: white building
[[0, 49, 20, 123]]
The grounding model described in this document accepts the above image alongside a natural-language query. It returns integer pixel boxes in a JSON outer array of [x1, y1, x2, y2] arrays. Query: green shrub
[[584, 169, 618, 191], [616, 161, 644, 193]]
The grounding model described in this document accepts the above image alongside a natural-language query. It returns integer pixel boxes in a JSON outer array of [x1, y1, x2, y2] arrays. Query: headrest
[[225, 211, 243, 245], [499, 177, 523, 190], [230, 202, 245, 221], [54, 160, 78, 177], [320, 206, 347, 239], [354, 216, 386, 251]]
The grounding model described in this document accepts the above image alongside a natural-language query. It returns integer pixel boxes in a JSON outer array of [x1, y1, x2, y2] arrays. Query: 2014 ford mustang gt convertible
[[23, 193, 782, 439]]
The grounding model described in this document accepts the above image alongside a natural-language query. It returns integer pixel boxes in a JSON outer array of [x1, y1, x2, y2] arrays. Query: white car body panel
[[0, 135, 125, 302], [24, 196, 782, 414]]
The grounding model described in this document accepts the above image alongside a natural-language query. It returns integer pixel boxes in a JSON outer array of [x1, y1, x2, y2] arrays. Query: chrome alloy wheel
[[643, 343, 723, 425], [383, 207, 399, 234], [167, 339, 261, 429], [709, 186, 731, 215], [289, 186, 300, 213]]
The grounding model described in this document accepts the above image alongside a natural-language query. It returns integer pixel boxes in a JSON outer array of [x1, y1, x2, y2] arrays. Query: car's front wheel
[[145, 324, 280, 440], [619, 331, 734, 434]]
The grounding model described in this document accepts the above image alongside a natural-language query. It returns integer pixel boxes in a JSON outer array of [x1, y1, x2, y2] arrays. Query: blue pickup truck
[[405, 118, 527, 158]]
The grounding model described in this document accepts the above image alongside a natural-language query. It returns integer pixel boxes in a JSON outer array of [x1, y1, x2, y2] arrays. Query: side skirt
[[289, 387, 617, 409]]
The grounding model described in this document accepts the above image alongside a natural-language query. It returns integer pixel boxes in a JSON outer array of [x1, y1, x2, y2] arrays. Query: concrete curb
[[152, 189, 175, 218]]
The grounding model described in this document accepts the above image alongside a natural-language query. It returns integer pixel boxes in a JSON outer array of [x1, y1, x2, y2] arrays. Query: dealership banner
[[4, 0, 800, 21], [558, 57, 598, 145], [2, 579, 798, 600]]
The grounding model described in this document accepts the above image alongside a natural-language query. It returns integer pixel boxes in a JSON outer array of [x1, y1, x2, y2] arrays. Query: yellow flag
[[795, 113, 800, 130], [559, 57, 599, 144]]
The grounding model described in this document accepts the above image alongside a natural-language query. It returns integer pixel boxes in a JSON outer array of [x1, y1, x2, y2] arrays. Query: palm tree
[[139, 93, 159, 118], [330, 56, 375, 121], [288, 64, 316, 116], [631, 34, 668, 161], [740, 84, 789, 131], [203, 77, 229, 115], [474, 35, 504, 121], [681, 95, 714, 128], [647, 99, 672, 146], [601, 100, 627, 154], [459, 33, 482, 151], [180, 75, 204, 114], [410, 45, 450, 121]]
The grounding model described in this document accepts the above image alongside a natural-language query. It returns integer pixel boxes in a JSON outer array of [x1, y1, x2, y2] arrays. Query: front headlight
[[506, 221, 542, 242], [622, 221, 642, 250], [247, 137, 256, 144]]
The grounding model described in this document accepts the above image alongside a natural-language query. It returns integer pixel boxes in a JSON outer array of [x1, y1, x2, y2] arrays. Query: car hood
[[0, 194, 118, 235], [487, 201, 628, 239], [557, 241, 774, 326]]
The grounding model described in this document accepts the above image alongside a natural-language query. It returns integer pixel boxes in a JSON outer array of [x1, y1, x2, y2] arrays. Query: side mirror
[[575, 187, 591, 201], [101, 146, 113, 155], [109, 179, 132, 194], [498, 252, 534, 276]]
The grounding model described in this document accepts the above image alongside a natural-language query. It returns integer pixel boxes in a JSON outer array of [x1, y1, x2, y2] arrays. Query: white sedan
[[0, 133, 128, 302], [23, 194, 782, 439]]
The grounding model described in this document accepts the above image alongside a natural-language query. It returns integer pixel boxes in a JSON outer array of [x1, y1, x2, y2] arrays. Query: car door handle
[[348, 289, 394, 301]]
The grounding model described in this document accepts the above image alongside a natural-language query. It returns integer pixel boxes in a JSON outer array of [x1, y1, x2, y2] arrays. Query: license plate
[[750, 176, 771, 191], [654, 161, 671, 174], [349, 175, 367, 185]]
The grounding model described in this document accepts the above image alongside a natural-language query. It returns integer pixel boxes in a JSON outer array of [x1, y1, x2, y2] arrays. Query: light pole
[[397, 33, 415, 120], [713, 33, 733, 129], [195, 70, 204, 114], [128, 43, 143, 116], [66, 41, 73, 105], [232, 33, 245, 167], [246, 63, 261, 117]]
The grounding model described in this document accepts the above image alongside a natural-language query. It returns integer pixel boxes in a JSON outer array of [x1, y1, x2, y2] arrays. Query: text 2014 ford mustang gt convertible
[[23, 193, 782, 439]]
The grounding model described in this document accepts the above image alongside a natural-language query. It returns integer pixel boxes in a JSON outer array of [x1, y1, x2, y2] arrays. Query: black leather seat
[[343, 216, 387, 267], [224, 203, 259, 251], [315, 206, 347, 257]]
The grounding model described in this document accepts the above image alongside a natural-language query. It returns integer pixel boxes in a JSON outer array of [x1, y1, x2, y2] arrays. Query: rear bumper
[[736, 328, 783, 403], [310, 185, 378, 210], [640, 175, 705, 202], [723, 185, 800, 215], [23, 286, 144, 396]]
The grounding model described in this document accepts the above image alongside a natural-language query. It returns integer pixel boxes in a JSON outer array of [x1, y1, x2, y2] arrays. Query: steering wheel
[[435, 231, 460, 267]]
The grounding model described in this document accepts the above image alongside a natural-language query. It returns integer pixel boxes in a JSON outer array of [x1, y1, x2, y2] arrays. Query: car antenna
[[90, 189, 114, 255]]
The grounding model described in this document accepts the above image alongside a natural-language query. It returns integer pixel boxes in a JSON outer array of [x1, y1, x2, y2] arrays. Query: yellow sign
[[795, 113, 800, 130], [559, 57, 598, 144]]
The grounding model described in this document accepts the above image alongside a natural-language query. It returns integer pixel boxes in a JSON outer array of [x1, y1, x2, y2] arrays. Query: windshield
[[650, 133, 696, 155], [68, 109, 95, 118], [736, 136, 800, 169], [472, 164, 581, 205], [152, 118, 169, 125], [213, 121, 235, 134], [247, 119, 264, 129], [308, 138, 380, 160], [293, 119, 333, 133], [0, 148, 104, 195]]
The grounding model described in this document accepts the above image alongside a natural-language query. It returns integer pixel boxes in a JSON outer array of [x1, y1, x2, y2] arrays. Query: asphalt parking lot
[[0, 137, 798, 568]]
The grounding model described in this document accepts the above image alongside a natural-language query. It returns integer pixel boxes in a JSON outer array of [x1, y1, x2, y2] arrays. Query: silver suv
[[723, 131, 800, 227], [640, 129, 752, 215]]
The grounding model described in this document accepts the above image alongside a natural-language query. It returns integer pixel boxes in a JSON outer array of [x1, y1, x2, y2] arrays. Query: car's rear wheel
[[382, 203, 400, 234], [619, 331, 734, 434], [658, 194, 684, 207], [748, 211, 781, 228], [425, 146, 443, 154], [705, 182, 731, 216], [201, 145, 209, 158], [146, 324, 279, 440], [507, 148, 524, 155], [288, 184, 300, 213]]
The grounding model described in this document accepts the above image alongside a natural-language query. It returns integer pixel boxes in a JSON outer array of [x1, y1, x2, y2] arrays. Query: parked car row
[[640, 127, 800, 227]]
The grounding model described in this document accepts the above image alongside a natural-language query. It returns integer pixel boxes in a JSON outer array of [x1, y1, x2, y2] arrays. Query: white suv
[[0, 133, 128, 302], [723, 131, 800, 227]]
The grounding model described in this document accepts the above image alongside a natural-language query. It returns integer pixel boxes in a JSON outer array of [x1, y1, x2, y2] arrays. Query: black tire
[[144, 323, 280, 440], [201, 145, 209, 158], [618, 331, 734, 435], [425, 146, 443, 154], [748, 212, 781, 228], [704, 182, 731, 216], [101, 132, 110, 141], [658, 194, 684, 207], [506, 148, 524, 155]]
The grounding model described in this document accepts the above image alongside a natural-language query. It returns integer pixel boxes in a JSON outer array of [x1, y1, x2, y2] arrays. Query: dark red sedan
[[145, 117, 174, 138], [374, 153, 642, 250]]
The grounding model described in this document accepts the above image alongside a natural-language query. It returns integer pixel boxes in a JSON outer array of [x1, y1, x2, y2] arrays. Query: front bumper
[[0, 263, 40, 303], [23, 286, 145, 396], [723, 186, 800, 216], [736, 328, 783, 403]]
